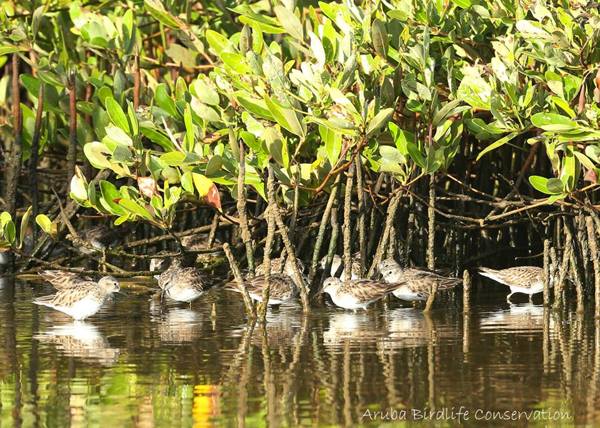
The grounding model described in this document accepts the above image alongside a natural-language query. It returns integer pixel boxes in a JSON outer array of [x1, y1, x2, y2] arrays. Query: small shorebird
[[181, 234, 221, 265], [255, 256, 305, 276], [34, 271, 120, 320], [225, 273, 298, 305], [320, 254, 361, 280], [478, 266, 546, 303], [66, 225, 119, 254], [378, 258, 462, 302], [156, 259, 205, 304], [321, 277, 401, 310]]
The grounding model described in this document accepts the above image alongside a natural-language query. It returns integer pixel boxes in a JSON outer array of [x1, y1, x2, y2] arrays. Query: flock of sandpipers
[[33, 247, 548, 321]]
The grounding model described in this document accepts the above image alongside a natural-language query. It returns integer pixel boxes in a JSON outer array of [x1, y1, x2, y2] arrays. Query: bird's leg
[[529, 294, 533, 303], [101, 249, 107, 273], [506, 292, 514, 304]]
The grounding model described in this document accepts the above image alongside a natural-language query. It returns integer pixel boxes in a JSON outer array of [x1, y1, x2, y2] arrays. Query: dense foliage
[[0, 0, 598, 276]]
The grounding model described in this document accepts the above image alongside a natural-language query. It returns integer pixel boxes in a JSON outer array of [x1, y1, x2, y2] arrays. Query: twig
[[237, 142, 255, 274], [67, 71, 77, 182], [342, 162, 354, 281], [355, 157, 366, 273], [367, 189, 402, 278], [223, 243, 256, 319], [308, 175, 340, 284], [586, 216, 600, 318], [272, 194, 310, 312], [259, 165, 277, 319]]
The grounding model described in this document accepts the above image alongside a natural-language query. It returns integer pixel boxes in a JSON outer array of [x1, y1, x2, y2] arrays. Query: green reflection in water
[[0, 281, 596, 427]]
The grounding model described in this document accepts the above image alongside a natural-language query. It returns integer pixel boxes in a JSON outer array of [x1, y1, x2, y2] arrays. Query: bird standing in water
[[378, 258, 462, 302], [156, 258, 205, 305], [34, 271, 120, 320], [321, 277, 402, 310], [478, 266, 547, 303], [225, 273, 299, 305]]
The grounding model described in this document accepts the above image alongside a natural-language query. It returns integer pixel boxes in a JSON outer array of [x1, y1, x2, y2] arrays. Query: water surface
[[0, 280, 596, 426]]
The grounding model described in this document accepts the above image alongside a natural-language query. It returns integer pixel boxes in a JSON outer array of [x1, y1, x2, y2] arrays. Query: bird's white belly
[[59, 297, 103, 320], [510, 282, 544, 295], [168, 287, 203, 303], [249, 293, 286, 305], [331, 293, 367, 310], [383, 272, 403, 283], [392, 287, 427, 301]]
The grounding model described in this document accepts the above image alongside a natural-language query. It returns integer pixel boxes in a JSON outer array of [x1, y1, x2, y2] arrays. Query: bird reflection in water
[[156, 307, 203, 343], [34, 322, 120, 365], [480, 303, 548, 334], [323, 312, 386, 347]]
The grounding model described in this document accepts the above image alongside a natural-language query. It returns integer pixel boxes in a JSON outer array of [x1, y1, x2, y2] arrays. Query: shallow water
[[0, 279, 597, 427]]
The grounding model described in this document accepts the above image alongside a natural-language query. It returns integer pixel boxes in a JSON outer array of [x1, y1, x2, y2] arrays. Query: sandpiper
[[34, 271, 120, 320], [181, 234, 221, 265], [319, 254, 361, 279], [225, 273, 298, 305], [378, 258, 462, 302], [255, 256, 305, 276], [321, 277, 401, 310], [157, 258, 205, 304], [478, 266, 546, 303], [66, 225, 119, 254]]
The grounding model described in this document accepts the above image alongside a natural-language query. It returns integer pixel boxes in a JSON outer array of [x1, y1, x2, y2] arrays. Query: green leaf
[[105, 97, 131, 134], [70, 174, 88, 201], [528, 175, 550, 194], [118, 198, 153, 220], [144, 0, 183, 29], [574, 151, 596, 171], [476, 132, 518, 161], [18, 206, 32, 249], [140, 126, 175, 151], [264, 96, 306, 139], [35, 214, 54, 236], [547, 178, 565, 194], [2, 218, 16, 246], [451, 0, 472, 8], [457, 68, 492, 110], [155, 84, 179, 118], [366, 108, 394, 138], [205, 30, 230, 55], [160, 151, 187, 166], [233, 5, 284, 34], [235, 93, 273, 120], [221, 52, 251, 74], [104, 125, 133, 147], [100, 181, 127, 215], [529, 176, 563, 195], [274, 6, 303, 41], [84, 142, 113, 170], [0, 212, 11, 228], [319, 125, 342, 165], [192, 173, 213, 197], [165, 43, 198, 68], [531, 113, 578, 132], [0, 45, 25, 56], [371, 19, 388, 59], [407, 141, 425, 168], [184, 104, 194, 151], [388, 123, 415, 156], [585, 145, 600, 164], [191, 79, 219, 106], [205, 155, 223, 177], [432, 100, 468, 127], [264, 128, 289, 167]]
